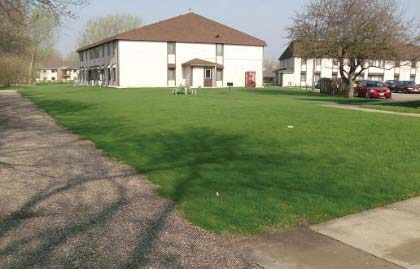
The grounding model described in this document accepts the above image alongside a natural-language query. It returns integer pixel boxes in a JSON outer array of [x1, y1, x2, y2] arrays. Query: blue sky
[[57, 0, 420, 59]]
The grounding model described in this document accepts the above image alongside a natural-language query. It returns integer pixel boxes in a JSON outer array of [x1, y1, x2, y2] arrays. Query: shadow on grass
[[0, 91, 384, 267], [28, 98, 97, 115], [367, 100, 420, 109]]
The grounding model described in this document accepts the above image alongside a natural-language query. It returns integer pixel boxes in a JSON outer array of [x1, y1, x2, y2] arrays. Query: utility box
[[245, 71, 256, 88]]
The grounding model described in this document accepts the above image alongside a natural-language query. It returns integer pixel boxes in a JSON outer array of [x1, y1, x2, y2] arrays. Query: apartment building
[[275, 41, 420, 87], [77, 12, 266, 88]]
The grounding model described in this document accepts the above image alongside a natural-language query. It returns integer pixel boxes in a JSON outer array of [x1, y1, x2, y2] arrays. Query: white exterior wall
[[223, 45, 263, 87], [278, 56, 420, 86], [38, 69, 58, 81], [79, 40, 264, 88], [118, 41, 167, 87], [192, 67, 204, 87], [176, 43, 216, 86]]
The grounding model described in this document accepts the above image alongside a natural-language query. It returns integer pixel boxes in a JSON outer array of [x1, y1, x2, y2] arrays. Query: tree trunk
[[347, 77, 355, 98], [28, 47, 36, 85]]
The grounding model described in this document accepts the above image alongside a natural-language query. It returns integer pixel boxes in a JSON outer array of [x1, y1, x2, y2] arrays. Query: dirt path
[[0, 91, 256, 268]]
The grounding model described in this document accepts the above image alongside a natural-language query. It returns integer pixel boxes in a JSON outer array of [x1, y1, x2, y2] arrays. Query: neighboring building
[[38, 67, 59, 82], [37, 59, 79, 82], [77, 12, 266, 88], [275, 41, 420, 87], [263, 68, 276, 85]]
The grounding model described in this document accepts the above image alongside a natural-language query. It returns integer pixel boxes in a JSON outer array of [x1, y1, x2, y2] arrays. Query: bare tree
[[288, 0, 416, 98], [0, 0, 87, 86], [27, 7, 58, 83], [0, 0, 88, 23], [78, 14, 142, 47], [264, 57, 279, 70], [0, 54, 29, 86]]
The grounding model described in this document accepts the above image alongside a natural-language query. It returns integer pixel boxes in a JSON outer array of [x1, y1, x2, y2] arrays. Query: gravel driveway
[[0, 91, 256, 268]]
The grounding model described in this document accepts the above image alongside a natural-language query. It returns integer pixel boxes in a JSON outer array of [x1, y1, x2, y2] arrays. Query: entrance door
[[204, 68, 213, 87]]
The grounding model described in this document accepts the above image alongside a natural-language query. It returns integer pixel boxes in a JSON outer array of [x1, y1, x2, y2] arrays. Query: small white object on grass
[[216, 192, 220, 197], [287, 125, 294, 129]]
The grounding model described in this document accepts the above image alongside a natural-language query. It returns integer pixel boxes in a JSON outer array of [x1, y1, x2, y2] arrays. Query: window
[[366, 81, 384, 87], [51, 77, 56, 81], [110, 43, 114, 57], [301, 58, 307, 66], [300, 72, 306, 82], [367, 75, 384, 81], [107, 43, 110, 56], [205, 69, 212, 79], [371, 60, 385, 68], [410, 74, 416, 81], [111, 67, 117, 82], [168, 68, 175, 81], [316, 58, 321, 66], [216, 44, 224, 57], [394, 74, 399, 81], [80, 52, 83, 61], [51, 69, 57, 73], [412, 61, 417, 69], [167, 42, 176, 55], [333, 58, 339, 66], [332, 73, 338, 80], [216, 69, 223, 81]]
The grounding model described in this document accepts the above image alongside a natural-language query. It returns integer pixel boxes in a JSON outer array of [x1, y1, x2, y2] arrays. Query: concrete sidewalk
[[230, 197, 420, 269], [312, 197, 420, 269], [321, 104, 420, 118]]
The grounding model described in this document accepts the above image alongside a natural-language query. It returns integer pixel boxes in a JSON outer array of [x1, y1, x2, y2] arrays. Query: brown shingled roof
[[279, 40, 420, 61], [77, 13, 266, 52], [279, 41, 302, 60], [182, 58, 223, 68]]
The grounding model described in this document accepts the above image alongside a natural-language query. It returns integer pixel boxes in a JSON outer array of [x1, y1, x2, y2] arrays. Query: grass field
[[19, 84, 420, 234], [363, 100, 420, 114]]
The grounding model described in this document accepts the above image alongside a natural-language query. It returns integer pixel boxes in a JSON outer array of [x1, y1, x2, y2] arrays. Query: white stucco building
[[37, 60, 79, 82], [275, 41, 420, 87], [77, 13, 266, 88]]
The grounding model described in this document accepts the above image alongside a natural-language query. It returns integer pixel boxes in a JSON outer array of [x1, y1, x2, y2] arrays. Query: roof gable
[[77, 13, 266, 52], [278, 41, 302, 60]]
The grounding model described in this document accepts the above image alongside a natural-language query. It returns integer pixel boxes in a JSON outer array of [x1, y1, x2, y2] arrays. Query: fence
[[318, 78, 349, 96]]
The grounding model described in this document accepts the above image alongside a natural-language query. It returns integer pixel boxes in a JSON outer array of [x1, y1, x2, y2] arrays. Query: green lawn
[[19, 84, 420, 234], [363, 100, 420, 114]]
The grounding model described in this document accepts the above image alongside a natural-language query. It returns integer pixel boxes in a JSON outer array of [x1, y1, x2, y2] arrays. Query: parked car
[[384, 80, 400, 92], [355, 80, 391, 99], [394, 81, 420, 93]]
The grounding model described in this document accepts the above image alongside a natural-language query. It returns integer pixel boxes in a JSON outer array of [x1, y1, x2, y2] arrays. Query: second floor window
[[316, 58, 321, 65], [301, 58, 307, 66], [168, 42, 176, 55], [216, 44, 224, 57]]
